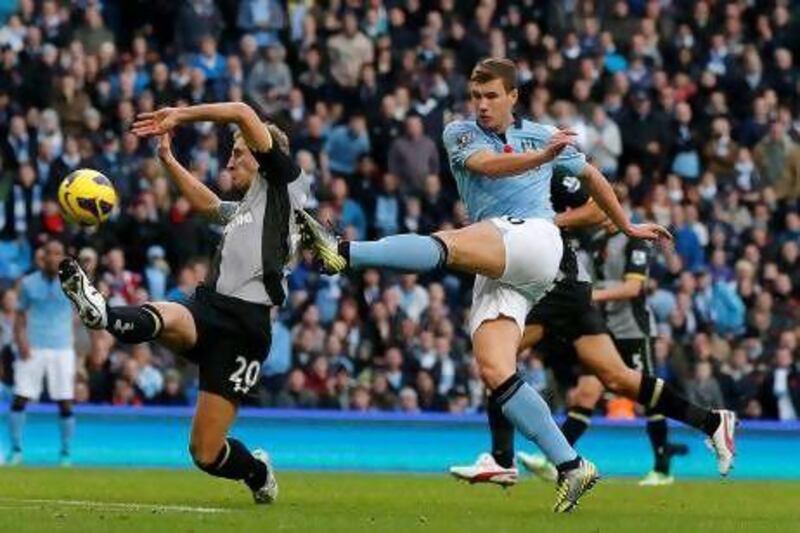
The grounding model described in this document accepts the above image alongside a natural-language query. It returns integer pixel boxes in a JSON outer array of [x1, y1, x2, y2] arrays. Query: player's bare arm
[[465, 129, 575, 178], [554, 198, 612, 230], [13, 309, 30, 360], [578, 164, 672, 243], [592, 276, 644, 303], [132, 102, 273, 152], [157, 133, 222, 218]]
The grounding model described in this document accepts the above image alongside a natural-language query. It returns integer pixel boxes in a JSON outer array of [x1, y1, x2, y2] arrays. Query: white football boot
[[706, 410, 737, 476], [251, 449, 278, 504], [58, 257, 107, 329], [553, 458, 600, 513], [517, 451, 558, 482], [449, 453, 519, 487]]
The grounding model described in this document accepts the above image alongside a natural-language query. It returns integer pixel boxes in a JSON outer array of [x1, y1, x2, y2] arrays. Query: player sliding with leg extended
[[59, 102, 308, 504], [450, 180, 737, 487], [298, 58, 671, 512]]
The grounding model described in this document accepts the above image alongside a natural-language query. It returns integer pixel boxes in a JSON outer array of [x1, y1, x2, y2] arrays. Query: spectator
[[687, 361, 725, 410], [175, 0, 223, 53], [237, 0, 286, 48], [327, 11, 374, 91], [73, 7, 114, 55], [275, 368, 317, 409], [322, 113, 370, 178], [760, 348, 800, 421], [703, 117, 739, 180], [584, 105, 622, 178], [387, 114, 440, 192], [246, 43, 292, 115], [754, 120, 796, 191], [154, 369, 189, 406]]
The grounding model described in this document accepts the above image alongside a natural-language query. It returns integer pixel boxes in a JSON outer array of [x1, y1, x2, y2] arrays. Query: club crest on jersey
[[520, 138, 538, 152], [562, 176, 582, 193], [632, 250, 648, 265]]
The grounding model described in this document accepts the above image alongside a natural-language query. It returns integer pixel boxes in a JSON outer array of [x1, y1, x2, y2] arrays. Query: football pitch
[[0, 469, 798, 532]]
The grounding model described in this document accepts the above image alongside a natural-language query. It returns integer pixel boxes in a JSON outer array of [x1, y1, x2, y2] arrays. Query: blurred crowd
[[0, 0, 799, 420]]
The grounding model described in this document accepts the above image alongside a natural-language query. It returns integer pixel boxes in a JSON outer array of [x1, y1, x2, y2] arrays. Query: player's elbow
[[229, 101, 255, 124]]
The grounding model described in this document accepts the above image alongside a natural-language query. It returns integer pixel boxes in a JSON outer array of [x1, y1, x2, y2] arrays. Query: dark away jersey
[[594, 233, 656, 339], [207, 147, 306, 306]]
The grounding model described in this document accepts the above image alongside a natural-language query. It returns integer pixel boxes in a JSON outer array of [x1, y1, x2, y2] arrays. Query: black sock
[[561, 407, 592, 446], [106, 304, 163, 343], [638, 375, 720, 436], [487, 394, 515, 468], [193, 438, 267, 491], [556, 457, 581, 474], [646, 412, 669, 474], [338, 241, 351, 264]]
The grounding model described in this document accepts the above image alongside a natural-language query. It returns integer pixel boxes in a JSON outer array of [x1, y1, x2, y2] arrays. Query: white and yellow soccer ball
[[58, 168, 118, 226]]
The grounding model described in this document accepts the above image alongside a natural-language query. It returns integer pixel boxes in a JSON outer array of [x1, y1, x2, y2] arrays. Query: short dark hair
[[470, 58, 517, 92]]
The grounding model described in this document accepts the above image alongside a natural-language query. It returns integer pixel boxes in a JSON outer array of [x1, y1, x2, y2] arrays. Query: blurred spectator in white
[[327, 11, 374, 90], [584, 105, 622, 177]]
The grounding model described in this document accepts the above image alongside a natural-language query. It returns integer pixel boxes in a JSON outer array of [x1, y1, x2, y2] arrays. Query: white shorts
[[469, 217, 563, 337], [13, 348, 76, 401]]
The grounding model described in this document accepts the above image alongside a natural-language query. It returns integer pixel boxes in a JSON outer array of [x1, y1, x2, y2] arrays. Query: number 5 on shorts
[[230, 356, 260, 394]]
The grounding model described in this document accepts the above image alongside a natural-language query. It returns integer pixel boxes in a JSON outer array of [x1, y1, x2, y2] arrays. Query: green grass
[[0, 469, 797, 532]]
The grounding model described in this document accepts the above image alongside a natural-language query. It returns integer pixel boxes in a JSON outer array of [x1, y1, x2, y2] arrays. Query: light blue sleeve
[[442, 120, 494, 169], [554, 143, 588, 177], [17, 278, 29, 311], [538, 124, 588, 177]]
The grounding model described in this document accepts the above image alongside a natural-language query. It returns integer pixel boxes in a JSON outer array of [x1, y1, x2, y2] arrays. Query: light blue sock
[[501, 382, 578, 466], [59, 416, 76, 456], [9, 411, 25, 452], [350, 235, 445, 271]]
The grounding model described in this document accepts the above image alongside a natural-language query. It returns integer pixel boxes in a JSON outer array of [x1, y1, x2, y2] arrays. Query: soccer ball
[[58, 168, 118, 226]]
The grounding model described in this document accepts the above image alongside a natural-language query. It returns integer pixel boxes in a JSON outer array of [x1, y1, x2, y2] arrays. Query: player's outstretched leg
[[190, 391, 278, 504], [60, 257, 181, 347], [575, 334, 737, 476], [296, 209, 448, 274]]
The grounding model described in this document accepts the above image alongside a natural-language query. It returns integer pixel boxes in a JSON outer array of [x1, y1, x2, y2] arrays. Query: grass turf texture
[[0, 469, 797, 532]]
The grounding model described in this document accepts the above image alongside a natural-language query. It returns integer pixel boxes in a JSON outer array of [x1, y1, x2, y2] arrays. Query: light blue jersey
[[442, 118, 587, 222], [18, 271, 74, 350]]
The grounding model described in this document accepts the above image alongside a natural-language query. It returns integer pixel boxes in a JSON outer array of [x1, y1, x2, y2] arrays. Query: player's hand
[[543, 129, 576, 161], [132, 107, 181, 138], [624, 222, 673, 245], [156, 132, 173, 161], [18, 345, 31, 360]]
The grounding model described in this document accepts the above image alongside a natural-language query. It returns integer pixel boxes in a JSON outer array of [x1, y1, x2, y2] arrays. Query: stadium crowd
[[0, 0, 799, 420]]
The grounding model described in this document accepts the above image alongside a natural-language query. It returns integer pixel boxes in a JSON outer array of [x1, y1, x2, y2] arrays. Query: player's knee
[[479, 364, 510, 391], [599, 368, 637, 397]]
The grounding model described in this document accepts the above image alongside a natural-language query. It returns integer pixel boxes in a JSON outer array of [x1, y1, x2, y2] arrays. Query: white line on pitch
[[0, 498, 230, 514]]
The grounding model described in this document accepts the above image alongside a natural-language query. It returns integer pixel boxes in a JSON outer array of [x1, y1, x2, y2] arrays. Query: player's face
[[470, 78, 517, 132], [227, 137, 258, 191], [43, 242, 64, 275]]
